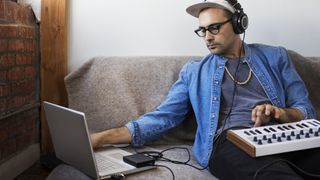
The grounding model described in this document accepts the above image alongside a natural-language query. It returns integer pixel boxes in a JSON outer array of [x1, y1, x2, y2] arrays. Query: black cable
[[210, 31, 247, 162], [253, 159, 320, 180], [156, 164, 175, 180]]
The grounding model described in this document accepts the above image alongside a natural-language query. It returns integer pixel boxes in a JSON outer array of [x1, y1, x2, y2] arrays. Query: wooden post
[[40, 0, 68, 154]]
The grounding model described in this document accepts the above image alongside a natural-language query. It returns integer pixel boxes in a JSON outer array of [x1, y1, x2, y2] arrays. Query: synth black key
[[277, 126, 284, 131], [296, 124, 304, 129], [263, 128, 270, 133], [244, 131, 251, 136], [282, 126, 290, 131], [288, 125, 295, 130], [249, 130, 257, 135], [313, 120, 320, 126], [307, 121, 317, 127], [255, 129, 262, 134], [301, 123, 309, 128], [269, 127, 277, 132]]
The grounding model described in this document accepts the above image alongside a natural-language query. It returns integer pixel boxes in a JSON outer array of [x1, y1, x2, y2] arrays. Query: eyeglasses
[[194, 19, 232, 37]]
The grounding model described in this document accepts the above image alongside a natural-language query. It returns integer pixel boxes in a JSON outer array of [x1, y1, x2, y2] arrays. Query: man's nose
[[205, 31, 215, 41]]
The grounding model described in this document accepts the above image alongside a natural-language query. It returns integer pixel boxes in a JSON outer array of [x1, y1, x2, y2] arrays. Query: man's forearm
[[91, 126, 132, 148], [278, 107, 304, 123]]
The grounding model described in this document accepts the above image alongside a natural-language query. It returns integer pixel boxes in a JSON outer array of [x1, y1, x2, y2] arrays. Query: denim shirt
[[125, 43, 316, 167]]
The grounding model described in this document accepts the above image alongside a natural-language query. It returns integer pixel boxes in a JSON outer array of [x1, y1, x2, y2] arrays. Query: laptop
[[43, 101, 154, 179]]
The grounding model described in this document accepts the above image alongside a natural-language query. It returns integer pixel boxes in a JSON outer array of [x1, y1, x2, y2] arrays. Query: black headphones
[[225, 0, 249, 34]]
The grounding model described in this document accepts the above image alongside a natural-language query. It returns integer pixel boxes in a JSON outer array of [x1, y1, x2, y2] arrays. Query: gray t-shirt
[[217, 58, 272, 133]]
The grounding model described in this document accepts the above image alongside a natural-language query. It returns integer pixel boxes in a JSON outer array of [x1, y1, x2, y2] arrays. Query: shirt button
[[215, 81, 219, 84], [211, 113, 215, 118], [219, 66, 223, 69], [213, 97, 217, 101]]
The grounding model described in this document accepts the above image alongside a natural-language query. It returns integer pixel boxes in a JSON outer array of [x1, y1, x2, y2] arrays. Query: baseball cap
[[186, 0, 236, 18]]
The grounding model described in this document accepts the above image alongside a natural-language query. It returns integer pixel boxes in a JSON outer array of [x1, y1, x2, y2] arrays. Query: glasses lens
[[195, 29, 205, 37], [208, 24, 221, 35]]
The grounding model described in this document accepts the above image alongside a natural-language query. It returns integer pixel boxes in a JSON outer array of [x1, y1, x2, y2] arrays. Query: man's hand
[[90, 132, 103, 149], [251, 104, 281, 127]]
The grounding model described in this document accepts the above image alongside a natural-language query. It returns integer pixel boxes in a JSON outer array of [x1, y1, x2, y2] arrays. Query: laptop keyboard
[[95, 153, 125, 172]]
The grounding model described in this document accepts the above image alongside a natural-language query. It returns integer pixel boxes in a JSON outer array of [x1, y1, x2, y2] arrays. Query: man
[[91, 0, 318, 179]]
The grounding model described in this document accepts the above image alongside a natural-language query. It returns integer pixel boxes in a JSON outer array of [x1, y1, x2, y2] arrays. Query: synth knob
[[290, 131, 295, 136], [253, 136, 258, 141], [277, 137, 282, 142], [318, 128, 320, 132], [305, 133, 310, 138], [263, 135, 267, 140], [281, 132, 286, 138], [267, 138, 272, 143], [300, 130, 304, 135], [286, 136, 291, 141], [315, 132, 319, 137], [296, 134, 301, 139], [272, 134, 277, 139], [258, 140, 263, 145], [309, 128, 313, 134]]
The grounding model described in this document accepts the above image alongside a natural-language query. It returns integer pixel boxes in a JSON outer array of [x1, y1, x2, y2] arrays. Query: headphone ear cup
[[232, 11, 249, 34]]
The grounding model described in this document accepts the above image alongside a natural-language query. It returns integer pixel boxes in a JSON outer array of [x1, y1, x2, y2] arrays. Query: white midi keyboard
[[227, 119, 320, 157]]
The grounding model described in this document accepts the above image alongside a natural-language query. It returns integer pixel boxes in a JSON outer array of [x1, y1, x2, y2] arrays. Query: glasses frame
[[194, 18, 232, 37]]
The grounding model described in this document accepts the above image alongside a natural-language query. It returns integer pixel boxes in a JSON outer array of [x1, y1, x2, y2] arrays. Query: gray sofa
[[46, 50, 320, 180]]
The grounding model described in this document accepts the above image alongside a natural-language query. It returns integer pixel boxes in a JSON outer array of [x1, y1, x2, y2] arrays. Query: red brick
[[16, 5, 35, 25], [4, 1, 18, 23], [0, 39, 8, 52], [7, 96, 26, 109], [0, 1, 4, 20], [7, 39, 16, 51], [7, 66, 24, 80], [0, 84, 10, 97], [11, 79, 35, 95], [0, 130, 8, 142], [18, 26, 34, 38], [0, 70, 7, 82], [15, 39, 25, 51], [0, 25, 18, 38], [1, 139, 16, 159], [15, 54, 27, 65], [0, 98, 6, 111], [0, 54, 15, 68], [25, 66, 35, 78], [25, 39, 35, 52]]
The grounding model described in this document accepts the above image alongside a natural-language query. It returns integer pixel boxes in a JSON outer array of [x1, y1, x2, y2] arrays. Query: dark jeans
[[209, 130, 320, 180]]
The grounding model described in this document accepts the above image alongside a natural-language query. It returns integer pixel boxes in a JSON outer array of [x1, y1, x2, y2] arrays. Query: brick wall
[[0, 0, 40, 163]]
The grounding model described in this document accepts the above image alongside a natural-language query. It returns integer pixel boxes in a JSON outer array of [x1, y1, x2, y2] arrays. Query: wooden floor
[[15, 161, 51, 180]]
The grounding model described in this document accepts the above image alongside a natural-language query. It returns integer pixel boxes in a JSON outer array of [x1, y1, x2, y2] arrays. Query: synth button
[[296, 134, 301, 139], [286, 136, 291, 141], [305, 133, 310, 138], [272, 134, 277, 139], [267, 138, 272, 143], [263, 135, 267, 140], [281, 132, 286, 138], [277, 137, 282, 142], [258, 140, 263, 145], [253, 136, 258, 142], [290, 131, 295, 136], [309, 129, 313, 134], [315, 132, 319, 137]]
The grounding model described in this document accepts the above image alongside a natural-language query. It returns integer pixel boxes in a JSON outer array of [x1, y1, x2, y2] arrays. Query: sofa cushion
[[288, 50, 320, 119]]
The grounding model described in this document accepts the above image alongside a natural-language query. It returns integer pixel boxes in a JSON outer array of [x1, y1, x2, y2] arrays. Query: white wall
[[68, 0, 320, 71]]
